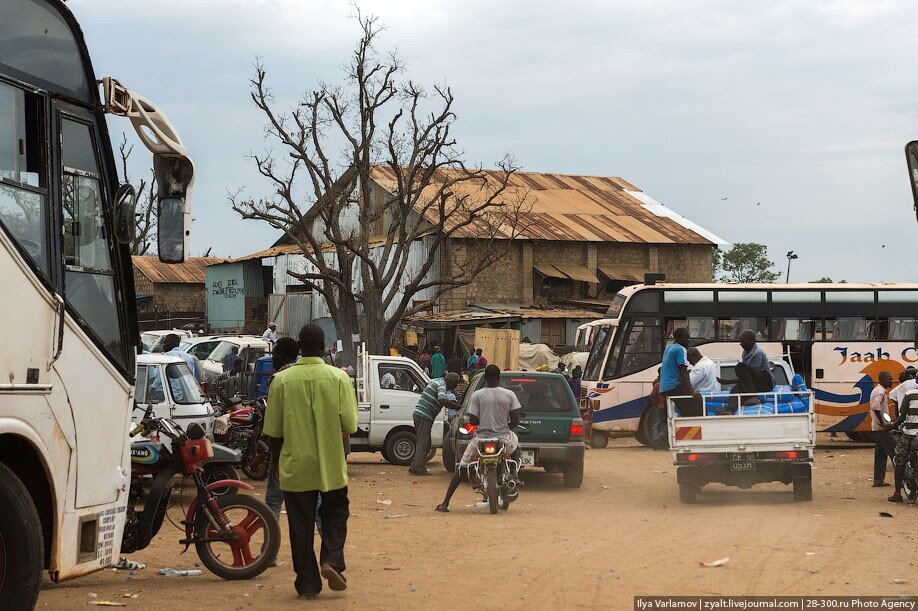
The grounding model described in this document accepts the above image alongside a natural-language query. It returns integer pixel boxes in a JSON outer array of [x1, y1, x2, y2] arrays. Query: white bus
[[1, 1, 193, 607], [581, 283, 918, 445]]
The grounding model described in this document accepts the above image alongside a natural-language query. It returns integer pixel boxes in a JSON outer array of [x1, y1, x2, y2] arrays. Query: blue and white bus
[[581, 283, 918, 445]]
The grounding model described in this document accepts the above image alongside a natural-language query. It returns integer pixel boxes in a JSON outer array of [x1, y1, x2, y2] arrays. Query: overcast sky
[[71, 0, 918, 282]]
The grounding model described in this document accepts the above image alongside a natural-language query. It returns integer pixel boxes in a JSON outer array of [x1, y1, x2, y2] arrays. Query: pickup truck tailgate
[[668, 393, 815, 453]]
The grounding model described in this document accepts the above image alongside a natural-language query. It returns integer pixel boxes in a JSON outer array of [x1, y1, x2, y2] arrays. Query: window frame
[[377, 363, 425, 394]]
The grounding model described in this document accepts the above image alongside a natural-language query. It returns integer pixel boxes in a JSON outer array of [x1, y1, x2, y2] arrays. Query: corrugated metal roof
[[598, 264, 647, 282], [133, 256, 229, 284], [552, 264, 600, 284], [407, 306, 600, 327], [369, 167, 726, 245]]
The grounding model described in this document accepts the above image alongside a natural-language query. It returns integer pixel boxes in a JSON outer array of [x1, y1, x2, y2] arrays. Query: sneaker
[[888, 492, 904, 503], [320, 564, 347, 591], [872, 481, 890, 488]]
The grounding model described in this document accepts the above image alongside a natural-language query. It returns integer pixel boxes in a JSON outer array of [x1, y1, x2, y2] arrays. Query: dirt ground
[[37, 435, 917, 609]]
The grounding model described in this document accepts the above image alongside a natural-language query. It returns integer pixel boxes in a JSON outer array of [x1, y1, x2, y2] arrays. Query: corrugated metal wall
[[206, 262, 246, 329], [519, 319, 541, 343], [268, 293, 313, 338], [273, 235, 439, 322]]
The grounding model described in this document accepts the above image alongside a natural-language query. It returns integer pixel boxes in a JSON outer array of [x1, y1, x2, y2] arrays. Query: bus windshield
[[583, 324, 613, 380], [606, 293, 627, 318]]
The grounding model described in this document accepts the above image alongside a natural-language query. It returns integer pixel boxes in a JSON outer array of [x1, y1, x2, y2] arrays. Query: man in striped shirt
[[409, 373, 461, 476], [885, 387, 918, 503]]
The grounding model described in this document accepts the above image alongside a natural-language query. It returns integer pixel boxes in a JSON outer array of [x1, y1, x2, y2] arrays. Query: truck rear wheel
[[679, 481, 697, 504], [384, 431, 418, 466], [563, 460, 584, 488], [793, 477, 813, 502], [0, 462, 43, 610], [442, 441, 455, 472]]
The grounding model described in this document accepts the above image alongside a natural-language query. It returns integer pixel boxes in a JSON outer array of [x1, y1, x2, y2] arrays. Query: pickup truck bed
[[667, 391, 815, 504]]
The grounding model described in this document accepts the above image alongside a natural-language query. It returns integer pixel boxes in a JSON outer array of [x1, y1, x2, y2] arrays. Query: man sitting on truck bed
[[719, 330, 774, 408]]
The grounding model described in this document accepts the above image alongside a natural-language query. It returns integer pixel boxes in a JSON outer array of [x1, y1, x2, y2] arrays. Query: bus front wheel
[[0, 462, 43, 610]]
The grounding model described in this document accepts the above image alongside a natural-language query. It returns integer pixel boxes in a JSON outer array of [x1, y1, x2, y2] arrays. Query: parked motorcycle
[[214, 398, 271, 480], [460, 425, 521, 514], [124, 406, 280, 579], [893, 429, 918, 503]]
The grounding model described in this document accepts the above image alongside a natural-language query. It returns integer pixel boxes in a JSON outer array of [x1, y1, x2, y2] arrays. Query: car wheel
[[792, 477, 813, 502], [590, 430, 609, 449], [562, 460, 584, 488], [442, 440, 456, 473], [679, 481, 697, 504], [384, 430, 418, 467]]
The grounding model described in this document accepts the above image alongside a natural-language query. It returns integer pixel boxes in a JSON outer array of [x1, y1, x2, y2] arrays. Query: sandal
[[435, 504, 450, 513]]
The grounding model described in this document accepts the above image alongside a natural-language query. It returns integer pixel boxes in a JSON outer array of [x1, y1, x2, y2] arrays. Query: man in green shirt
[[410, 372, 460, 475], [264, 325, 358, 598]]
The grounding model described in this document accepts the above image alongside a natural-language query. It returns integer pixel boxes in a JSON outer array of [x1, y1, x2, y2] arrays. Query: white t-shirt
[[890, 379, 917, 406], [467, 386, 522, 437], [689, 356, 720, 394], [262, 329, 277, 342]]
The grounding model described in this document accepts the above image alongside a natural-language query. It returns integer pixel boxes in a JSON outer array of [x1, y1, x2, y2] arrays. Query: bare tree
[[231, 12, 530, 354], [117, 134, 158, 256]]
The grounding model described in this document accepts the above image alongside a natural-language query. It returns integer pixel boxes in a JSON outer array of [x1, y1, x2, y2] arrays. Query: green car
[[442, 371, 586, 488]]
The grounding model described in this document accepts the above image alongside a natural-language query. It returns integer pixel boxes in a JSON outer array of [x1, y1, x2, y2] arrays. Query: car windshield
[[141, 333, 161, 348], [207, 341, 238, 362], [165, 363, 205, 404], [179, 341, 192, 351], [493, 375, 577, 413]]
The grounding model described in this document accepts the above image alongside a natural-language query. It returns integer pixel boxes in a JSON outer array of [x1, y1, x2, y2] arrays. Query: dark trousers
[[284, 487, 349, 596], [873, 429, 896, 483], [733, 363, 774, 396], [411, 415, 434, 472], [662, 382, 702, 417]]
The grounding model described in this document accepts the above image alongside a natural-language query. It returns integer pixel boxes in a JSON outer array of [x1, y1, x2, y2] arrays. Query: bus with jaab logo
[[580, 282, 918, 445], [0, 1, 193, 607]]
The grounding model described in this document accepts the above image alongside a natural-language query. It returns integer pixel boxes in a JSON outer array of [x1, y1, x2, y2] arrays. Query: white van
[[135, 354, 215, 438], [350, 348, 447, 466]]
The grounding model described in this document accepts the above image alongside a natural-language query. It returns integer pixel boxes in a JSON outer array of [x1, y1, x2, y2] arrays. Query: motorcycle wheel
[[241, 440, 271, 481], [499, 495, 511, 511], [202, 463, 240, 496], [904, 462, 918, 503], [485, 466, 499, 515], [194, 493, 280, 580]]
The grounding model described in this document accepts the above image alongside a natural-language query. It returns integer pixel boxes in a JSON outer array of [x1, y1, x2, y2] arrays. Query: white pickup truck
[[349, 347, 447, 466], [667, 372, 815, 504]]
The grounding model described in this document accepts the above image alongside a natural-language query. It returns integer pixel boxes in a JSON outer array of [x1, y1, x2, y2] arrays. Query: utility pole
[[785, 251, 798, 283]]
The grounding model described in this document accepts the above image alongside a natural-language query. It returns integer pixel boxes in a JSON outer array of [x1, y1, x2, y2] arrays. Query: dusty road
[[38, 436, 917, 609]]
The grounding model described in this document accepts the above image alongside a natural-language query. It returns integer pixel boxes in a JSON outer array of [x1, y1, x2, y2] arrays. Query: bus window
[[61, 117, 125, 364], [771, 318, 815, 341], [626, 290, 661, 314], [583, 325, 612, 380], [0, 82, 48, 275], [665, 318, 714, 342], [827, 317, 871, 341], [717, 317, 766, 341], [606, 293, 627, 318], [663, 290, 714, 316], [824, 290, 876, 317], [717, 290, 768, 316], [617, 318, 662, 377], [885, 318, 917, 341]]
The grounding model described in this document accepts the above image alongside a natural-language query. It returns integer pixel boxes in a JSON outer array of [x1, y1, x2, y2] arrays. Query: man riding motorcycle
[[436, 365, 522, 512], [885, 386, 918, 503]]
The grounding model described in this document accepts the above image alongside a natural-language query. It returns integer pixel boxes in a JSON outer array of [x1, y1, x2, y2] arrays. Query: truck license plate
[[730, 453, 754, 471], [520, 451, 535, 466]]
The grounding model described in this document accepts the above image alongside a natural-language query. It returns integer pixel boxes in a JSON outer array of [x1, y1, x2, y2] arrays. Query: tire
[[636, 408, 653, 447], [425, 448, 436, 463], [241, 440, 270, 481], [679, 481, 697, 504], [384, 430, 419, 467], [499, 495, 511, 511], [203, 463, 240, 496], [793, 477, 813, 502], [0, 462, 43, 610], [485, 467, 499, 514], [590, 430, 609, 449], [563, 460, 584, 488], [194, 493, 280, 580], [902, 462, 917, 503], [442, 440, 456, 473]]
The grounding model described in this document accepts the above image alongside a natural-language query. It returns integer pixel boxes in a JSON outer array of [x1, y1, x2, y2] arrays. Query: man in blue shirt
[[162, 334, 202, 381], [660, 328, 701, 417], [722, 330, 774, 407]]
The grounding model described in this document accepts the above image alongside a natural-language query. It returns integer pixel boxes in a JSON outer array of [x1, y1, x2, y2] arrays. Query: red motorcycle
[[124, 406, 279, 579], [213, 399, 271, 480]]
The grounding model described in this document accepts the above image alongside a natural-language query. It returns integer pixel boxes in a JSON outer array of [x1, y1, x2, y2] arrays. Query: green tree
[[716, 243, 780, 283], [810, 277, 846, 284]]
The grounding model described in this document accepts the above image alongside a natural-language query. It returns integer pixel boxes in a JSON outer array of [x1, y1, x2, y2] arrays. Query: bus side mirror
[[112, 183, 137, 245], [905, 140, 918, 222], [154, 153, 194, 264]]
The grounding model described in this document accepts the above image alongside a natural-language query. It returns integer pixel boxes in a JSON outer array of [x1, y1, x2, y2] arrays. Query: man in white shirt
[[870, 371, 896, 487], [380, 371, 397, 389], [162, 334, 202, 381], [687, 348, 719, 394], [889, 368, 917, 409], [262, 322, 278, 343]]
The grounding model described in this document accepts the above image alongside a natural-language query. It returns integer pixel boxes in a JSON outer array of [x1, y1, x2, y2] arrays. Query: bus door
[[603, 317, 661, 431]]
